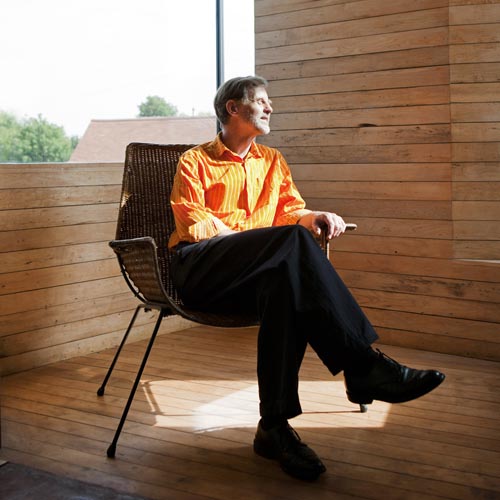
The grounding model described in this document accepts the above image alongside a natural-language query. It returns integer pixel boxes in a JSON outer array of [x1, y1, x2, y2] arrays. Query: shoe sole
[[347, 374, 445, 405], [253, 439, 277, 460]]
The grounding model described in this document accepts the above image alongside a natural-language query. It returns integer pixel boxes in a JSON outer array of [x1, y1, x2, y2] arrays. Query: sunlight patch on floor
[[145, 379, 390, 431]]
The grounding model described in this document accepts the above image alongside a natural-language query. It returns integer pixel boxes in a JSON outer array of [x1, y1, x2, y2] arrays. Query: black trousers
[[171, 225, 378, 419]]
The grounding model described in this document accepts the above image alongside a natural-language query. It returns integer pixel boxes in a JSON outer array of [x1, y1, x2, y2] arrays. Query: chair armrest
[[109, 237, 167, 305], [315, 223, 357, 256], [315, 230, 329, 256]]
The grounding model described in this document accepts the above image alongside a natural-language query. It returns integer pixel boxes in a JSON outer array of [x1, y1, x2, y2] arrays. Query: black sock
[[260, 416, 287, 430], [344, 346, 379, 376]]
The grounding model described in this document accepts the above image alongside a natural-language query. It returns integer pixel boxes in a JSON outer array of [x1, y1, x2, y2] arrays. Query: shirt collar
[[207, 133, 264, 161]]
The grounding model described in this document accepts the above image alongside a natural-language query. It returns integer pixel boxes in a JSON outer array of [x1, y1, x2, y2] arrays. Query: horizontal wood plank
[[271, 105, 450, 130], [0, 163, 122, 188], [453, 182, 500, 200], [0, 204, 118, 231], [450, 42, 500, 64], [0, 222, 116, 253], [449, 62, 500, 83], [278, 144, 451, 164], [454, 240, 500, 260], [450, 3, 500, 24], [365, 308, 500, 344], [452, 163, 500, 181], [0, 276, 125, 316], [451, 83, 500, 102], [330, 234, 453, 259], [1, 241, 113, 274], [340, 269, 500, 303], [451, 102, 500, 122], [309, 197, 451, 219], [452, 143, 500, 162], [268, 86, 450, 113], [351, 287, 500, 323], [0, 293, 136, 337], [454, 221, 500, 240], [0, 185, 121, 210], [268, 125, 451, 146], [291, 163, 451, 182], [453, 201, 500, 220], [298, 180, 451, 201], [450, 23, 500, 44], [377, 327, 500, 360], [333, 251, 500, 282], [0, 308, 156, 357], [0, 259, 119, 296]]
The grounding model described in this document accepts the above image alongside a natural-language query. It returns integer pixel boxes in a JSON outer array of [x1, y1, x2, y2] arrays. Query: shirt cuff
[[188, 216, 230, 241], [278, 208, 312, 226]]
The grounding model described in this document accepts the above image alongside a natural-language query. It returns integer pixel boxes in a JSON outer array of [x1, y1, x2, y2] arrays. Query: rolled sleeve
[[187, 216, 229, 241], [277, 208, 312, 226]]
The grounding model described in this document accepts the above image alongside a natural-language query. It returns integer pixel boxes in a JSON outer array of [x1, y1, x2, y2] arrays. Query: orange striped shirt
[[169, 134, 311, 248]]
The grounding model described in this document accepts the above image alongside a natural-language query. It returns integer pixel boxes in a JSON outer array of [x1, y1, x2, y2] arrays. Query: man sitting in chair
[[169, 76, 445, 481]]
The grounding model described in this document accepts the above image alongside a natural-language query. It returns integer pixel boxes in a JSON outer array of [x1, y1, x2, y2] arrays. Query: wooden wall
[[0, 163, 191, 376], [450, 1, 500, 259], [255, 0, 500, 360]]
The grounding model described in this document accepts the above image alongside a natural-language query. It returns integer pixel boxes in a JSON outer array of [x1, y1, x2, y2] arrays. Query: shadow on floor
[[0, 462, 150, 500]]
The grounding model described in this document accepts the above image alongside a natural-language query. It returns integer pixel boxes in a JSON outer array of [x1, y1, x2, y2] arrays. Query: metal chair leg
[[97, 305, 142, 397], [106, 310, 165, 458]]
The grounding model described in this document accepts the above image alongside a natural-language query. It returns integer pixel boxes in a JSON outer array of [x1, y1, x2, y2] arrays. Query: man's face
[[241, 86, 273, 135]]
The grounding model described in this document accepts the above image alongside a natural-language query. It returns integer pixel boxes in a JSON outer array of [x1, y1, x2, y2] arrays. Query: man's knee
[[283, 224, 321, 252], [268, 225, 326, 270], [273, 224, 314, 242]]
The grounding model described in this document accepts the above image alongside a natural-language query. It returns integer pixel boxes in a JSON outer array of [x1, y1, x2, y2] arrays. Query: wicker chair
[[98, 142, 357, 459]]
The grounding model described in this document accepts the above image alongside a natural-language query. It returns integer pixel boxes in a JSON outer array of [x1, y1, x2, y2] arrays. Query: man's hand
[[298, 211, 346, 240], [217, 227, 238, 237]]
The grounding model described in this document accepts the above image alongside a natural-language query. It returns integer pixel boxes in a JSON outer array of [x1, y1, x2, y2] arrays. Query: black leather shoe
[[253, 420, 326, 481], [345, 350, 445, 406]]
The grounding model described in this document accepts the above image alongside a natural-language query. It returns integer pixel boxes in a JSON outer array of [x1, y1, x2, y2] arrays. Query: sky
[[0, 0, 254, 137]]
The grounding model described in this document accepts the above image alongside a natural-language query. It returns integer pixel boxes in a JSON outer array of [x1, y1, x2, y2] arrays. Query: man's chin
[[258, 124, 271, 135]]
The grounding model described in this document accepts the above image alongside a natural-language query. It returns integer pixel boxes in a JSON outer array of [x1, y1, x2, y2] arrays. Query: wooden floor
[[1, 325, 500, 500]]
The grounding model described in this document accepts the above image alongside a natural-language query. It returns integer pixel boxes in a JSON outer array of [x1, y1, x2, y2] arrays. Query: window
[[0, 0, 254, 160]]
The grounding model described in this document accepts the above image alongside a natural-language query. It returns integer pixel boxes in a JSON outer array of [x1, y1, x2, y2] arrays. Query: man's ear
[[226, 100, 239, 116]]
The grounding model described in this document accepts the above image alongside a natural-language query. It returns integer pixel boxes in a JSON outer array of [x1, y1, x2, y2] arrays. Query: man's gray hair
[[214, 75, 268, 125]]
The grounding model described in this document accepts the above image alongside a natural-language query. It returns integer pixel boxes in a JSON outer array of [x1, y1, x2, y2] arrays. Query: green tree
[[0, 111, 22, 162], [17, 114, 75, 162], [138, 95, 178, 117], [0, 111, 78, 162]]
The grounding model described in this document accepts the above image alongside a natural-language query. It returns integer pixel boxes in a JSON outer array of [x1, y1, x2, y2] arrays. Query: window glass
[[0, 0, 254, 160]]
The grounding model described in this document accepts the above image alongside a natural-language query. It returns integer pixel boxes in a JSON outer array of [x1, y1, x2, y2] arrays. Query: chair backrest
[[116, 142, 195, 303]]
